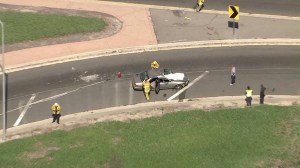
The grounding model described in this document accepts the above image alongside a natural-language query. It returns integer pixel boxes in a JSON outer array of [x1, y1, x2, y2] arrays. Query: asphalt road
[[150, 9, 299, 43], [1, 46, 299, 128], [0, 0, 299, 129], [100, 0, 300, 16]]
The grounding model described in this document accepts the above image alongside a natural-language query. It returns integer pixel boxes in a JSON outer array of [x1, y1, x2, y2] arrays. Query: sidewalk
[[1, 95, 299, 143], [0, 0, 157, 68]]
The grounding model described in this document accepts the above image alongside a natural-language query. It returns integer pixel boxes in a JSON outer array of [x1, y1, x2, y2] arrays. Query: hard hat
[[54, 103, 59, 106]]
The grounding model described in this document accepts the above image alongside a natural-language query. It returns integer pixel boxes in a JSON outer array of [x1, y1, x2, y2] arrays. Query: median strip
[[6, 38, 300, 73]]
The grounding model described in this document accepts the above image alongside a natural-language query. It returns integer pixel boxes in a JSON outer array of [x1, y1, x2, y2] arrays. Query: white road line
[[13, 94, 36, 127], [129, 81, 133, 105], [5, 80, 106, 115], [115, 82, 120, 106], [167, 71, 209, 101]]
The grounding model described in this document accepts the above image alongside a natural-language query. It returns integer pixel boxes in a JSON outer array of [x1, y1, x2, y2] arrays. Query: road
[[100, 0, 300, 16], [1, 46, 299, 128], [0, 0, 299, 130]]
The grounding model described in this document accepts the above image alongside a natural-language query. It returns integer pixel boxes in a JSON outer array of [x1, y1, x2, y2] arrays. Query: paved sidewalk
[[0, 0, 157, 68]]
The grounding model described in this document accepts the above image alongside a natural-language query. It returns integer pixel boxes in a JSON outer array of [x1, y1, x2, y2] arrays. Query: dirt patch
[[112, 136, 122, 146], [274, 113, 300, 167], [22, 142, 59, 160], [254, 160, 265, 168], [0, 3, 122, 52], [270, 159, 283, 168], [69, 142, 83, 149]]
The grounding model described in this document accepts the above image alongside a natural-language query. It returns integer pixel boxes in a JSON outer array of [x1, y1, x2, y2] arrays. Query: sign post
[[232, 18, 235, 35], [0, 20, 6, 141], [228, 5, 239, 36]]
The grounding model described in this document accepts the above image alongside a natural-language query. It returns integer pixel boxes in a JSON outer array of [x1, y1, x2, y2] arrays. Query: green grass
[[0, 11, 106, 44], [0, 106, 299, 168]]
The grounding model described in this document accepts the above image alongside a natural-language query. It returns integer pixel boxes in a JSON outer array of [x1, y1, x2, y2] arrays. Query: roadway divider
[[1, 95, 299, 143], [6, 38, 300, 73]]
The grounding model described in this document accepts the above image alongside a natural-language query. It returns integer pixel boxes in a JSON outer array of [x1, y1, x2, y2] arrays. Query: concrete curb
[[1, 95, 299, 143], [6, 38, 300, 73]]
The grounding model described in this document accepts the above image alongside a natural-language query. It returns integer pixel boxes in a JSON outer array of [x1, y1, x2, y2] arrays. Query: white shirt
[[231, 66, 236, 76]]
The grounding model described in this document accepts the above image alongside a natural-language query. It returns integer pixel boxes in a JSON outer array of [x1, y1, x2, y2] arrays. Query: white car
[[132, 69, 189, 93]]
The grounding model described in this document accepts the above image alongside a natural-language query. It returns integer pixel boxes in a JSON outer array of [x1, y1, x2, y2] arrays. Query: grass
[[0, 105, 299, 168], [0, 11, 107, 44]]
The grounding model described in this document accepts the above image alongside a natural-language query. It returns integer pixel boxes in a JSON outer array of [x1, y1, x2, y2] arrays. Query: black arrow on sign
[[230, 6, 238, 19]]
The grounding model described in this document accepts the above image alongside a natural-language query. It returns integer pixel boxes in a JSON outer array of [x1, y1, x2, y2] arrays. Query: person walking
[[260, 84, 266, 104], [151, 60, 159, 69], [196, 0, 205, 12], [51, 103, 61, 124], [230, 65, 236, 85], [142, 79, 151, 101], [245, 86, 253, 106]]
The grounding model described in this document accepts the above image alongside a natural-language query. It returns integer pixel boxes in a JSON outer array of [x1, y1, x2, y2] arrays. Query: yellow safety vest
[[151, 61, 159, 69], [246, 89, 253, 97], [51, 105, 61, 114], [198, 0, 204, 5], [143, 80, 151, 92]]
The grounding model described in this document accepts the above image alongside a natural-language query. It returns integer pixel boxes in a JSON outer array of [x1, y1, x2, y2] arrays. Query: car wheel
[[155, 80, 160, 94], [175, 84, 184, 90]]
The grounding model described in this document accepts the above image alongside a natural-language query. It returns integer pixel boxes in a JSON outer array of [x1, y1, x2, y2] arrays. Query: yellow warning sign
[[228, 5, 239, 20]]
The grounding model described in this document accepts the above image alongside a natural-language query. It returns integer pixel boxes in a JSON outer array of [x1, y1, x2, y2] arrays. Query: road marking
[[90, 0, 300, 21], [13, 94, 36, 127], [129, 81, 133, 105], [167, 71, 209, 101], [5, 80, 107, 115], [115, 82, 120, 106]]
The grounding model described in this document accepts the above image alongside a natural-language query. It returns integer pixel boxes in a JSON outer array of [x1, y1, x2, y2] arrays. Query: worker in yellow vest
[[51, 103, 61, 124], [245, 86, 253, 106], [196, 0, 205, 12], [142, 79, 151, 101], [151, 60, 159, 69]]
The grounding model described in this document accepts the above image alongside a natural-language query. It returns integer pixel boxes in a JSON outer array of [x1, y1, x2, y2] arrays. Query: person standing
[[245, 86, 253, 106], [51, 103, 61, 124], [230, 65, 236, 85], [196, 0, 205, 12], [151, 60, 159, 69], [142, 79, 151, 101], [260, 84, 266, 104]]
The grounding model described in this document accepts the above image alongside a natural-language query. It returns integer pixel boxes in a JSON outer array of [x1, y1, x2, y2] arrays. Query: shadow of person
[[178, 90, 187, 102]]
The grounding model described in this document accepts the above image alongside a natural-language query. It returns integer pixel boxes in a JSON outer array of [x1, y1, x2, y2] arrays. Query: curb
[[1, 95, 299, 143], [6, 38, 300, 73]]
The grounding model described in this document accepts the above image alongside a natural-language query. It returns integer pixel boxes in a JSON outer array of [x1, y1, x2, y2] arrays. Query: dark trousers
[[260, 94, 265, 104], [231, 75, 236, 84], [52, 114, 61, 123], [245, 97, 252, 106], [196, 3, 204, 11]]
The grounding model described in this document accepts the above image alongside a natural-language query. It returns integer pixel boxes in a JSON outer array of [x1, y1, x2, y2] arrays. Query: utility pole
[[0, 20, 6, 141]]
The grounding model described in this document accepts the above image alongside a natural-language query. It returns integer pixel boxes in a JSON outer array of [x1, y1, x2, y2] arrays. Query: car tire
[[155, 80, 160, 94], [175, 84, 184, 90]]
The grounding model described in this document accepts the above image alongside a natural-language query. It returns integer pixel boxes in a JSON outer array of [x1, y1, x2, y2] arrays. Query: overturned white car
[[132, 69, 189, 93]]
